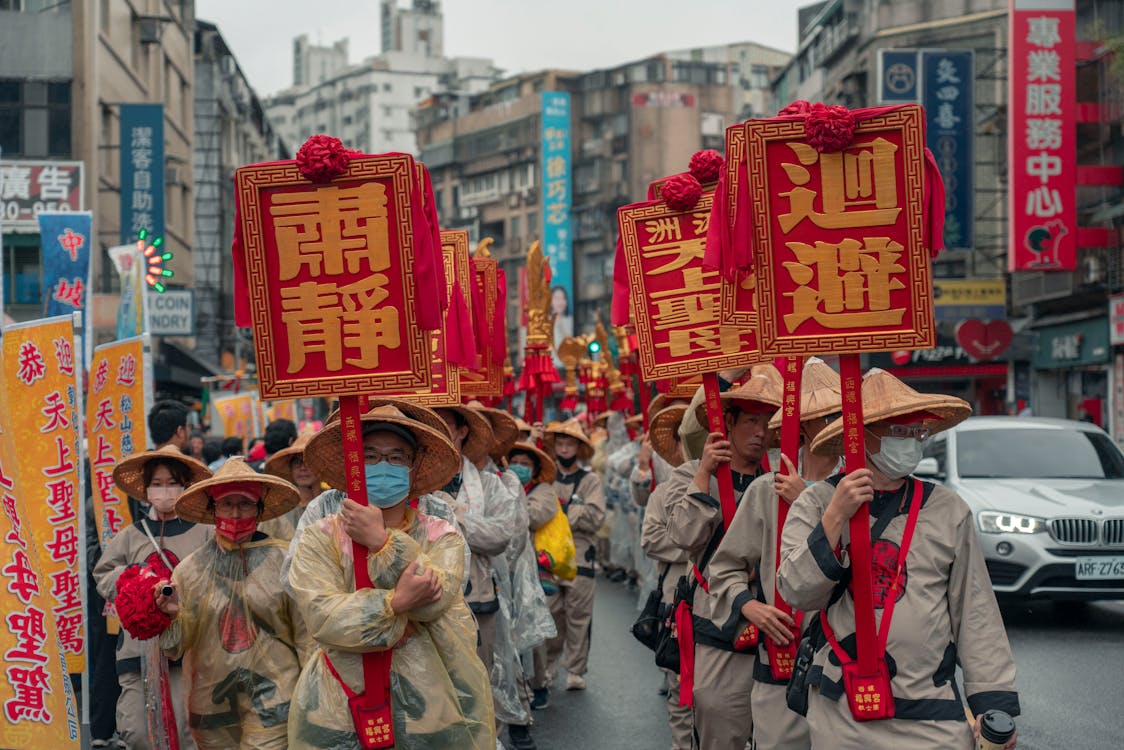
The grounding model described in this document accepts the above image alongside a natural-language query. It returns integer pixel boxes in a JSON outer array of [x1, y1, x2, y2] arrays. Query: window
[[526, 211, 537, 237], [0, 79, 71, 157], [4, 243, 42, 306], [509, 215, 520, 240], [0, 0, 25, 10]]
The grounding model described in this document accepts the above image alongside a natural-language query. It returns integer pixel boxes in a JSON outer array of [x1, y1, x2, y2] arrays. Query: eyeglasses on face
[[363, 449, 414, 466], [886, 423, 930, 441]]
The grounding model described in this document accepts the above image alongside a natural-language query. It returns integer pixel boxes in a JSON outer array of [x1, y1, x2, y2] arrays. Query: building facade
[[193, 20, 288, 371], [264, 0, 498, 157]]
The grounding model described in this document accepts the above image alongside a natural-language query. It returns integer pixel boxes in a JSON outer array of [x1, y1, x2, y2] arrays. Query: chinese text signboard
[[235, 154, 433, 399], [620, 193, 760, 380], [88, 336, 151, 549], [118, 104, 165, 244], [461, 254, 504, 398], [1008, 0, 1076, 271], [0, 370, 80, 747], [541, 92, 572, 309], [39, 212, 93, 323], [878, 50, 920, 104], [211, 392, 260, 444], [745, 106, 935, 356], [922, 50, 974, 250], [0, 316, 85, 675], [0, 161, 84, 232]]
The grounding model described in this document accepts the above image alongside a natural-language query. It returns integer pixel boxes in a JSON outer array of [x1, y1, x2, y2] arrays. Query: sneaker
[[508, 724, 537, 750], [530, 687, 550, 710], [566, 673, 586, 691]]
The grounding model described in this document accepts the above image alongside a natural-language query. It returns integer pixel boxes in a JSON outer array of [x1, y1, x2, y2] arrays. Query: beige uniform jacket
[[663, 459, 762, 652], [551, 467, 606, 579], [777, 476, 1019, 747], [453, 457, 518, 614], [640, 482, 689, 601], [92, 516, 213, 674]]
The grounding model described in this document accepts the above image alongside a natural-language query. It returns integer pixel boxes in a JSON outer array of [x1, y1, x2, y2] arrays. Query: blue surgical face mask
[[510, 464, 533, 485], [364, 462, 411, 508]]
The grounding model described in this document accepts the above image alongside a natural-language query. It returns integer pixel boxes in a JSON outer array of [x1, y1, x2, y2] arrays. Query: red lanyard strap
[[822, 477, 924, 664]]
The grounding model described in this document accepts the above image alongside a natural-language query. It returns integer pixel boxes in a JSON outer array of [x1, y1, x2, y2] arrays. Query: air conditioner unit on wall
[[138, 18, 164, 45], [165, 166, 182, 186]]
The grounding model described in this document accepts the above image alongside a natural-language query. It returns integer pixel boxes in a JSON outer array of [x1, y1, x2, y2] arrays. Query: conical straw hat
[[692, 363, 784, 428], [810, 368, 972, 456], [174, 457, 299, 524], [543, 418, 593, 461], [113, 443, 212, 501], [507, 441, 557, 484], [768, 357, 844, 430], [264, 433, 314, 484], [470, 402, 520, 462], [325, 398, 452, 439], [650, 405, 688, 468], [304, 404, 461, 497]]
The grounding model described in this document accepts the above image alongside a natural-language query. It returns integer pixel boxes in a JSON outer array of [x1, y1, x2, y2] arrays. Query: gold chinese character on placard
[[280, 276, 400, 372], [778, 139, 902, 233], [782, 237, 907, 332], [271, 183, 391, 280]]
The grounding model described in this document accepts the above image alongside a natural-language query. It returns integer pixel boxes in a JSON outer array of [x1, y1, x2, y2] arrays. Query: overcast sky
[[195, 0, 810, 98]]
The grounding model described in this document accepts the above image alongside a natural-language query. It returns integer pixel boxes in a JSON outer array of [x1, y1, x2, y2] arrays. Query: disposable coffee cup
[[977, 709, 1015, 750]]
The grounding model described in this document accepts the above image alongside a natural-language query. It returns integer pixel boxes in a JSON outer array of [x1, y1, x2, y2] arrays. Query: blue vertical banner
[[878, 49, 920, 103], [39, 211, 92, 320], [118, 104, 164, 245], [540, 91, 573, 340], [922, 50, 974, 250]]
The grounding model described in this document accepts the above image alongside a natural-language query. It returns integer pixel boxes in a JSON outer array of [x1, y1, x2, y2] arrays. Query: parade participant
[[431, 404, 521, 725], [536, 419, 606, 692], [261, 433, 322, 541], [94, 444, 213, 750], [515, 417, 534, 442], [210, 436, 244, 472], [155, 458, 310, 749], [639, 404, 693, 750], [779, 369, 1019, 750], [149, 400, 191, 453], [662, 366, 783, 750], [630, 394, 689, 502], [287, 404, 495, 749], [250, 418, 297, 471], [705, 357, 844, 750], [604, 412, 639, 584], [189, 431, 206, 462]]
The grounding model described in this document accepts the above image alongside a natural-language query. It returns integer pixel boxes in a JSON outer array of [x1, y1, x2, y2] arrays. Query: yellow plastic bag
[[534, 503, 577, 581]]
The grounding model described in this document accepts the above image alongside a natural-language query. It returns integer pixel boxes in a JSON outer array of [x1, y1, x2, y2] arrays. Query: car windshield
[[957, 428, 1124, 479]]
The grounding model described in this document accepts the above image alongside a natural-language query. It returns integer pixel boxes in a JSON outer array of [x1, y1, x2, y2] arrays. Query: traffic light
[[588, 340, 601, 355]]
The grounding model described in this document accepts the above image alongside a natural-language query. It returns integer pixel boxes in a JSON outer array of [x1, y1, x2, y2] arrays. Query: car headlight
[[977, 511, 1045, 534]]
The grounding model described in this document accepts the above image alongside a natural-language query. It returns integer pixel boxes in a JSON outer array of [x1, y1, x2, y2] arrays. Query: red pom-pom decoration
[[295, 134, 358, 183], [778, 100, 812, 117], [662, 173, 703, 212], [805, 103, 856, 153], [115, 564, 172, 641], [688, 149, 724, 184]]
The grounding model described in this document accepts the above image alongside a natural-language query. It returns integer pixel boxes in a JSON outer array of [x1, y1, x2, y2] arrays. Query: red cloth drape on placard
[[444, 283, 478, 368], [611, 232, 630, 326], [493, 270, 508, 365]]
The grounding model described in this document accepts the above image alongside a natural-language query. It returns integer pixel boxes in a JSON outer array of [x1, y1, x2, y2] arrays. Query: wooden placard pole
[[839, 354, 877, 675], [702, 372, 738, 530], [769, 355, 805, 678]]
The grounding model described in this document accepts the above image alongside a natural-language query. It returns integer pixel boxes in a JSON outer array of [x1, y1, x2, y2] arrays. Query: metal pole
[[73, 311, 90, 727]]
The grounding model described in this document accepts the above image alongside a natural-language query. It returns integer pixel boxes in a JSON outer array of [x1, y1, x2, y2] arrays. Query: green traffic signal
[[589, 341, 601, 354]]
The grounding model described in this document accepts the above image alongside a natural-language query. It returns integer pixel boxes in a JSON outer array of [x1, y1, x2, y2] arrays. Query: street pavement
[[531, 577, 1124, 750]]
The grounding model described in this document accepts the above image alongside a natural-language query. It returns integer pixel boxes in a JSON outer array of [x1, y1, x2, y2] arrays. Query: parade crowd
[[84, 359, 1020, 750]]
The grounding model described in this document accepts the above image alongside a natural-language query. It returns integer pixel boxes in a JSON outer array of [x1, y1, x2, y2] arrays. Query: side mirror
[[914, 457, 941, 477]]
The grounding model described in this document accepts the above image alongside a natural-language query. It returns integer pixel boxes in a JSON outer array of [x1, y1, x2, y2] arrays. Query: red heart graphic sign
[[955, 320, 1013, 361]]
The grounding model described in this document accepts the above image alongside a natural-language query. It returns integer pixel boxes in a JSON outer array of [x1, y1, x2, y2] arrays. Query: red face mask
[[215, 515, 257, 542]]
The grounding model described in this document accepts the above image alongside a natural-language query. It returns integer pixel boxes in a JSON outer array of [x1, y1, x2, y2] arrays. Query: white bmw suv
[[916, 416, 1124, 602]]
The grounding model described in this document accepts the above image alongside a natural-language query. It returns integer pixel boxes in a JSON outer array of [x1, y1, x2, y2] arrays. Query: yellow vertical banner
[[0, 323, 83, 746], [87, 335, 152, 549], [261, 397, 295, 426], [210, 392, 258, 443]]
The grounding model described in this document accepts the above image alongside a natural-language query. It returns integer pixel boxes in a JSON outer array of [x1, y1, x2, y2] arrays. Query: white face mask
[[147, 485, 183, 515], [868, 436, 922, 480]]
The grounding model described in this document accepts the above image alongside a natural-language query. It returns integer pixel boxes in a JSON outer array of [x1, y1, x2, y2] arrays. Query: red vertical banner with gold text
[[87, 335, 152, 549], [0, 352, 81, 748], [1008, 0, 1076, 271], [1, 316, 86, 676]]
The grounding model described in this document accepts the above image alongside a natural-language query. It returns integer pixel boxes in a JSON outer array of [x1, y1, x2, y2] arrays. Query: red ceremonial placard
[[1008, 0, 1076, 271], [236, 154, 433, 399], [460, 254, 503, 397], [746, 106, 935, 357], [620, 193, 760, 381], [719, 124, 760, 329]]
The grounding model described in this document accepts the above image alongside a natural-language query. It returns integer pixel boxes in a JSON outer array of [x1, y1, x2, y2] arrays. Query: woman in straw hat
[[260, 433, 322, 541], [94, 444, 213, 750], [153, 457, 310, 750], [638, 404, 695, 750], [661, 365, 783, 750], [778, 369, 1019, 750], [704, 357, 845, 750], [286, 404, 495, 749], [535, 418, 606, 695]]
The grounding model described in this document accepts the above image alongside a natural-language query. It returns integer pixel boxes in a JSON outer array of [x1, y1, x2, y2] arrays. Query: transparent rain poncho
[[286, 508, 495, 749], [160, 534, 311, 749], [496, 468, 556, 654]]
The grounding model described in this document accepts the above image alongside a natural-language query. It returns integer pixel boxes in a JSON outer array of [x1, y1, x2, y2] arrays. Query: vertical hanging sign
[[119, 104, 165, 245]]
